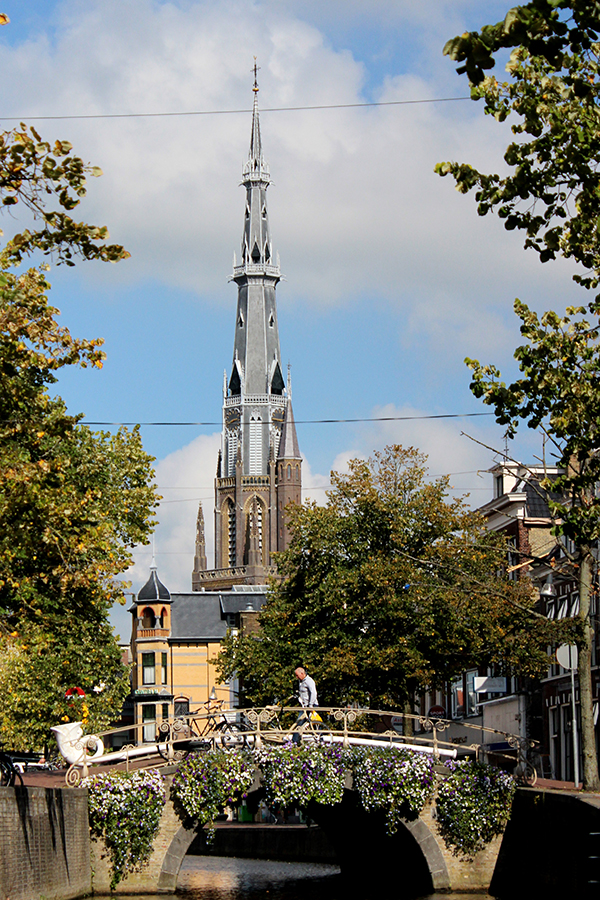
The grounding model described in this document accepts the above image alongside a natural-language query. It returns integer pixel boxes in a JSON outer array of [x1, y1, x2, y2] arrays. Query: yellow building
[[130, 561, 265, 741]]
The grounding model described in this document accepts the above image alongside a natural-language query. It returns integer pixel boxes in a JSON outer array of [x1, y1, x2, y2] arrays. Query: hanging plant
[[83, 768, 165, 888], [172, 748, 255, 829], [255, 741, 347, 808], [350, 747, 435, 834], [435, 759, 516, 858]]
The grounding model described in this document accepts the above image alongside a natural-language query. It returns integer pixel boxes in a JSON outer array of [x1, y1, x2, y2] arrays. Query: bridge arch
[[156, 791, 452, 892], [157, 822, 200, 892]]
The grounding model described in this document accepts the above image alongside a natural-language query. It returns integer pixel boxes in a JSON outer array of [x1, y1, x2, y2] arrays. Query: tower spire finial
[[249, 59, 263, 165]]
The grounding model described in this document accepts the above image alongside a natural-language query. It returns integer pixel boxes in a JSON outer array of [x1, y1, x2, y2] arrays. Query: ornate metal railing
[[52, 705, 537, 788]]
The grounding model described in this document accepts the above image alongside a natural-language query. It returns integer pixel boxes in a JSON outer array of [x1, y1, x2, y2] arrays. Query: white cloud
[[0, 0, 581, 335], [124, 431, 220, 597]]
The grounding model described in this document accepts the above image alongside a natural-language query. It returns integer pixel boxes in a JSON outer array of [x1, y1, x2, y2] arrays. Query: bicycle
[[0, 745, 24, 787], [157, 699, 247, 760]]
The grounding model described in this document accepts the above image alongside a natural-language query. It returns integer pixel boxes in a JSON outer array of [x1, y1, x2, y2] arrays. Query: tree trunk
[[578, 551, 600, 791]]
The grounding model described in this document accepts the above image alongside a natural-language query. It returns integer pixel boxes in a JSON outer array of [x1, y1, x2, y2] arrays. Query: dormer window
[[494, 474, 504, 498]]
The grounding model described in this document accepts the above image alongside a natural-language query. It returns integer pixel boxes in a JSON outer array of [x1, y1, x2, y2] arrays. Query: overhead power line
[[0, 96, 471, 122], [83, 412, 493, 427]]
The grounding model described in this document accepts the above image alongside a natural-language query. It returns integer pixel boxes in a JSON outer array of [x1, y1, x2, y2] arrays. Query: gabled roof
[[169, 590, 267, 641]]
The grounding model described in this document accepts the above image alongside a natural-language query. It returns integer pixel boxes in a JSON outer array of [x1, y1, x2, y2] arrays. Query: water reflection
[[93, 857, 494, 900]]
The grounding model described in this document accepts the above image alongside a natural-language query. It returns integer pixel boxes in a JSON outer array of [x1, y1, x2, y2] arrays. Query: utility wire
[[0, 96, 471, 122], [83, 412, 493, 426]]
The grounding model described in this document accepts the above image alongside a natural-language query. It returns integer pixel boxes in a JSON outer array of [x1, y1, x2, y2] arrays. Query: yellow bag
[[309, 711, 323, 723]]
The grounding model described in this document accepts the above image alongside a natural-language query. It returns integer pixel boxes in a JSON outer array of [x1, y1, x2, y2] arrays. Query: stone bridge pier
[[90, 776, 502, 896]]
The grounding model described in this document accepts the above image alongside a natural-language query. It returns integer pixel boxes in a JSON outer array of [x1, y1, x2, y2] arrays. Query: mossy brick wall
[[0, 786, 91, 900]]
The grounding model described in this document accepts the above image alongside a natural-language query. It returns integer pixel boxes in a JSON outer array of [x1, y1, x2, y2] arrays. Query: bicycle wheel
[[0, 757, 14, 786], [218, 724, 247, 748]]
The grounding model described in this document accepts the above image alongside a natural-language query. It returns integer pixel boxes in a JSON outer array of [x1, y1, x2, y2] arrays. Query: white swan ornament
[[51, 721, 105, 766]]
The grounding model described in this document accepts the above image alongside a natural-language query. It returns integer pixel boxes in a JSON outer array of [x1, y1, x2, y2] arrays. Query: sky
[[0, 0, 585, 640]]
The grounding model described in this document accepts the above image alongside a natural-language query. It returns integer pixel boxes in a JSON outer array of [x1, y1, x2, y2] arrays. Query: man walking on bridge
[[293, 667, 318, 743]]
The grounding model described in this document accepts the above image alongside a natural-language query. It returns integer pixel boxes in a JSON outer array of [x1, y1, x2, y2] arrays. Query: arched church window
[[296, 465, 300, 479], [287, 464, 291, 480]]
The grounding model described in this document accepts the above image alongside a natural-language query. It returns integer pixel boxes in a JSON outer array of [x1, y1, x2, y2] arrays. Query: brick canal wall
[[0, 786, 91, 900]]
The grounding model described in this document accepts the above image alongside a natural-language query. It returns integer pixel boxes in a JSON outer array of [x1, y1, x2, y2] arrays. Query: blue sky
[[0, 1, 584, 637]]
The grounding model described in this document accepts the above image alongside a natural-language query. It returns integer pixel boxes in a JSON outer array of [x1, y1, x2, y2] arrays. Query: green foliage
[[0, 124, 129, 267], [437, 4, 600, 287], [466, 301, 600, 549], [0, 622, 129, 752], [171, 749, 255, 827], [256, 742, 347, 808], [83, 769, 165, 889], [436, 760, 516, 858], [218, 446, 562, 708], [0, 124, 158, 749], [350, 747, 435, 833], [439, 0, 600, 793]]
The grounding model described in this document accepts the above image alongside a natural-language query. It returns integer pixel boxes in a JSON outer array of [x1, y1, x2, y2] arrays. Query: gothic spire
[[278, 400, 301, 460], [193, 503, 207, 573], [228, 69, 283, 407]]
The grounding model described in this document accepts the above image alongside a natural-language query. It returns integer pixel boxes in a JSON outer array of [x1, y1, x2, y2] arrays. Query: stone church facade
[[191, 76, 301, 591]]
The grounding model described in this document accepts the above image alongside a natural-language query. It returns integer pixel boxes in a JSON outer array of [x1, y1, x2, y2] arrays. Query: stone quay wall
[[0, 786, 91, 900]]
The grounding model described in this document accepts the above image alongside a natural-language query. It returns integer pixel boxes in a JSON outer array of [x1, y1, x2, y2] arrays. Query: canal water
[[94, 856, 493, 900]]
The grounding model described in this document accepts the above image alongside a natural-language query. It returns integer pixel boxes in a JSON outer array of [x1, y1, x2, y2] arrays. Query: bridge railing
[[55, 704, 536, 786]]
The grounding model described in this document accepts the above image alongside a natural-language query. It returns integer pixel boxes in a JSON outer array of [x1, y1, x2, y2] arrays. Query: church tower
[[192, 72, 301, 591]]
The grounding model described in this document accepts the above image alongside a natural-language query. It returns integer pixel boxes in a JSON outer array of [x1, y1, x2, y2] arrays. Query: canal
[[94, 856, 493, 900]]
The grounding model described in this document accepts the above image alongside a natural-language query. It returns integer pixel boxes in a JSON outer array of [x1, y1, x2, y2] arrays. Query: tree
[[466, 303, 600, 790], [217, 446, 565, 710], [436, 3, 600, 289], [0, 122, 158, 748], [436, 1, 600, 789]]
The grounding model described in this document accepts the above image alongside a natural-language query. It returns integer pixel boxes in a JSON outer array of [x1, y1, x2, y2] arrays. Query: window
[[161, 703, 169, 722], [142, 704, 156, 742], [227, 431, 238, 476], [142, 652, 155, 685], [287, 464, 291, 480], [227, 500, 236, 567], [494, 473, 504, 498], [450, 675, 464, 719], [141, 607, 156, 628], [249, 417, 262, 474], [161, 652, 168, 685], [465, 670, 478, 716], [174, 698, 189, 720]]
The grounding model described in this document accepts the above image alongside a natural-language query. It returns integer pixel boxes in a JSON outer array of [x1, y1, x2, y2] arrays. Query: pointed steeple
[[193, 503, 207, 573], [278, 400, 301, 461], [249, 60, 263, 168]]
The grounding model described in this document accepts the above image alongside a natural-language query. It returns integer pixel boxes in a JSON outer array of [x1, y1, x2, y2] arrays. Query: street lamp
[[539, 572, 557, 599]]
